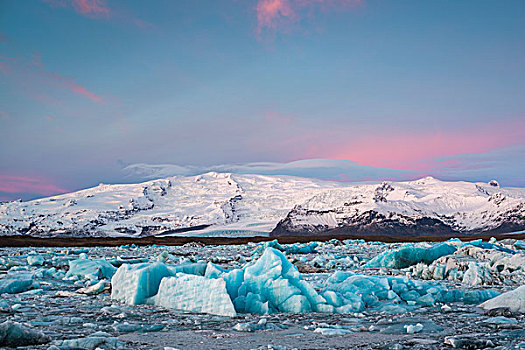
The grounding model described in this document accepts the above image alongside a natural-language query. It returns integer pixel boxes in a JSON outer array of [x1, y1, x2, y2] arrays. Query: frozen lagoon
[[0, 238, 524, 349]]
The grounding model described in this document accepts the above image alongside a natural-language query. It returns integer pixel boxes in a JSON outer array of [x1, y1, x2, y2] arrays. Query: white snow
[[0, 173, 524, 237]]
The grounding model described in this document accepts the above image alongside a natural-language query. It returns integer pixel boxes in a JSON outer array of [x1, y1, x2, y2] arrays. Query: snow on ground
[[0, 237, 524, 349]]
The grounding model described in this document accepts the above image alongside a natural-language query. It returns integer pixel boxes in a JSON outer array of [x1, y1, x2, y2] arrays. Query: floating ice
[[462, 262, 493, 286], [76, 279, 110, 295], [364, 243, 456, 269], [462, 239, 515, 254], [232, 319, 278, 332], [482, 316, 518, 325], [27, 254, 44, 266], [0, 275, 34, 294], [113, 322, 164, 333], [151, 273, 236, 317], [404, 323, 423, 334], [0, 321, 50, 347], [253, 240, 318, 255], [234, 247, 331, 314], [52, 331, 120, 350], [323, 269, 499, 314], [111, 262, 174, 305], [283, 242, 318, 254], [111, 245, 501, 318], [407, 243, 525, 286], [479, 285, 525, 313], [169, 261, 207, 276], [313, 327, 352, 335], [65, 258, 117, 281]]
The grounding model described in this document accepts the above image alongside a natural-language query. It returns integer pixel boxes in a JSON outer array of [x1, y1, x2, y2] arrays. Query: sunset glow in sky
[[1, 0, 524, 201]]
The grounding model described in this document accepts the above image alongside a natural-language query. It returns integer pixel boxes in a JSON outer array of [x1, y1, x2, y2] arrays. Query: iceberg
[[76, 279, 110, 295], [151, 273, 236, 317], [27, 254, 44, 266], [111, 262, 174, 305], [52, 332, 120, 350], [364, 243, 457, 269], [253, 240, 318, 255], [0, 275, 33, 294], [111, 246, 501, 318], [0, 321, 50, 347], [65, 259, 117, 281], [236, 247, 330, 314], [479, 285, 525, 313], [323, 269, 499, 313]]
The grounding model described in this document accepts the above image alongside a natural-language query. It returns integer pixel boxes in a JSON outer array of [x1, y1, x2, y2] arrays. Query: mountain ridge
[[1, 173, 524, 238]]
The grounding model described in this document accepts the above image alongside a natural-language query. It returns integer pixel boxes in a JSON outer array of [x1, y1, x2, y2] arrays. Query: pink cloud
[[256, 0, 295, 33], [331, 119, 525, 171], [43, 0, 110, 19], [31, 53, 43, 67], [42, 71, 103, 102], [0, 175, 68, 197], [42, 0, 155, 30], [0, 54, 103, 103], [0, 110, 9, 120], [255, 0, 362, 34]]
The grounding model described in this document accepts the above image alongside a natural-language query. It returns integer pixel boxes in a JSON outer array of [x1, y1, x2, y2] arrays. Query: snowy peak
[[272, 178, 525, 236], [0, 174, 524, 237]]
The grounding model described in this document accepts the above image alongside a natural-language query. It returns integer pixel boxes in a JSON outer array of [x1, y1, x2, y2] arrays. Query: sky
[[1, 0, 524, 201]]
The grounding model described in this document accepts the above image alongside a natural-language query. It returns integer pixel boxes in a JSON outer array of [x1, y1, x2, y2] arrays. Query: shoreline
[[1, 232, 524, 247]]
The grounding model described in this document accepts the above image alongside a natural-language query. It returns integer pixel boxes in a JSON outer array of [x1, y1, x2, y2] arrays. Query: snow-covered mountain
[[1, 173, 524, 237], [272, 177, 525, 236]]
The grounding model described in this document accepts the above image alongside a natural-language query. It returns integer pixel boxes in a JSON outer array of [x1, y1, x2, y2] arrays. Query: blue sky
[[1, 0, 524, 201]]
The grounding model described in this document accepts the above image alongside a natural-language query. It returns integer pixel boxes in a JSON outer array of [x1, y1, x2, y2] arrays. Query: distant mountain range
[[1, 173, 524, 238]]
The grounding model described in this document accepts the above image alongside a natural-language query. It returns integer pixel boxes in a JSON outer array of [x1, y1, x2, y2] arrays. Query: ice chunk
[[253, 240, 318, 255], [404, 323, 423, 334], [65, 258, 117, 281], [438, 289, 499, 304], [52, 332, 119, 350], [204, 262, 228, 278], [0, 321, 50, 347], [151, 273, 236, 317], [482, 316, 518, 325], [27, 254, 44, 266], [479, 285, 525, 313], [113, 322, 165, 332], [76, 279, 110, 295], [283, 242, 318, 254], [253, 240, 284, 255], [0, 275, 33, 294], [157, 251, 169, 262], [232, 319, 276, 332], [168, 262, 207, 276], [364, 243, 456, 269], [111, 262, 174, 305], [314, 327, 352, 335], [237, 247, 328, 314], [462, 239, 515, 254], [462, 262, 493, 286]]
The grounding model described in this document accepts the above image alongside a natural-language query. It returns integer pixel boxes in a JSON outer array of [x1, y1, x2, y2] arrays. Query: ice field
[[0, 237, 524, 349]]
